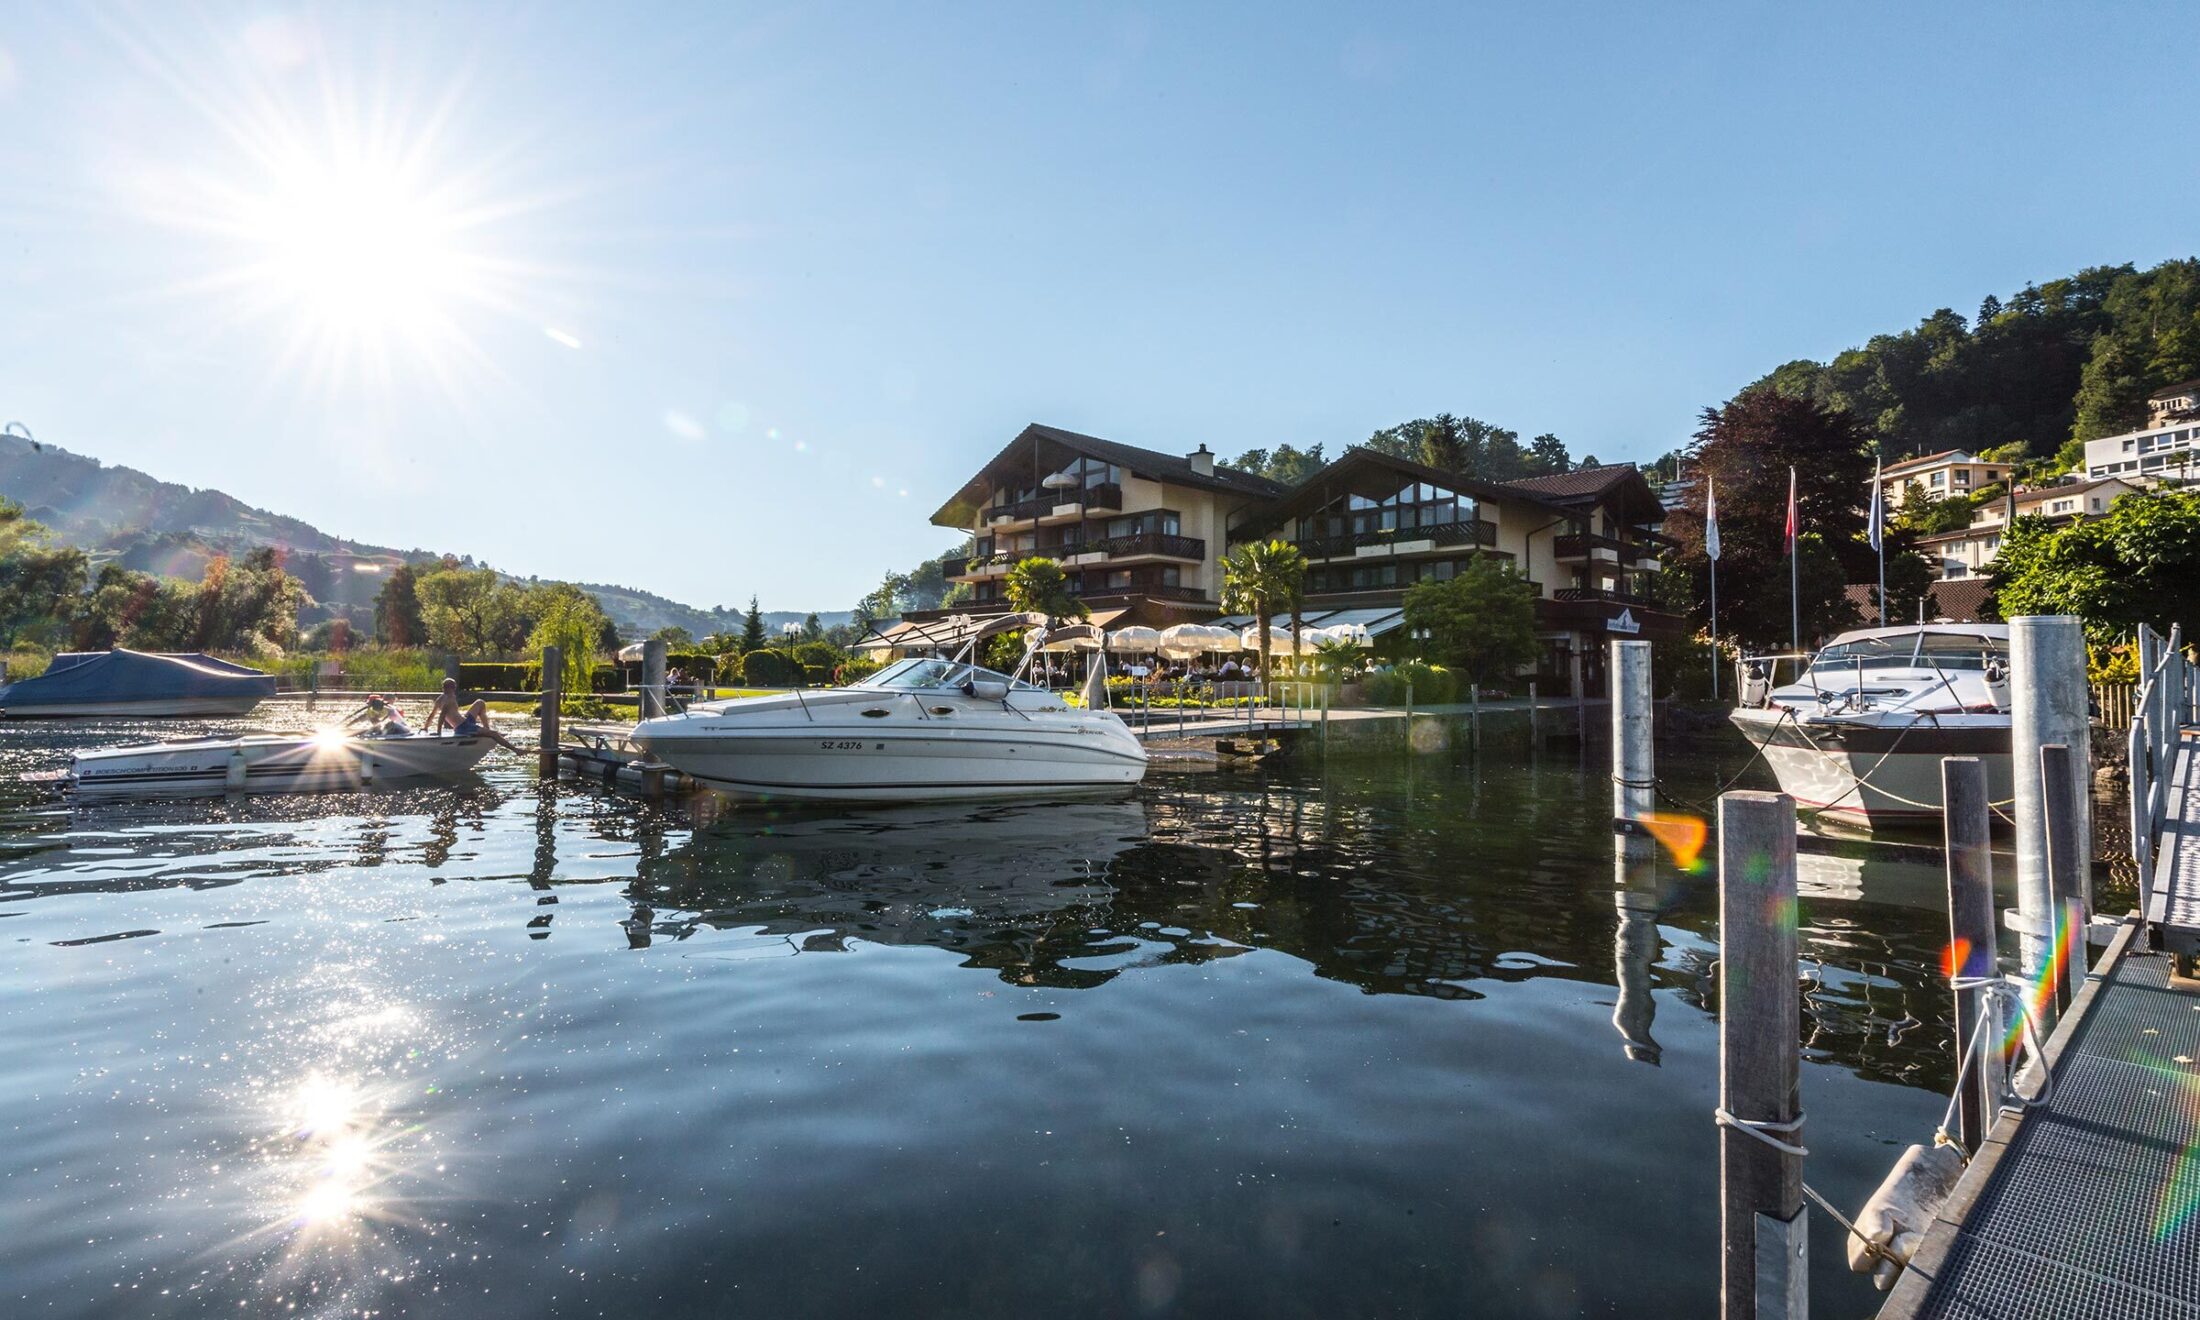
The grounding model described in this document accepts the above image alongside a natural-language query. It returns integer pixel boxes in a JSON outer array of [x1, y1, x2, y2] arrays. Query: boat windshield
[[857, 658, 1040, 691], [1812, 632, 2005, 675]]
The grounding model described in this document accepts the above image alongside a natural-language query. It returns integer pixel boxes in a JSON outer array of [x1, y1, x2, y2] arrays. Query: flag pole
[[1709, 552, 1719, 700], [1871, 455, 1887, 626], [1705, 475, 1721, 700], [1787, 467, 1799, 656]]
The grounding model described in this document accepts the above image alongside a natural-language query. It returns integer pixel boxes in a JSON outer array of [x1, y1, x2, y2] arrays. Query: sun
[[242, 156, 470, 343]]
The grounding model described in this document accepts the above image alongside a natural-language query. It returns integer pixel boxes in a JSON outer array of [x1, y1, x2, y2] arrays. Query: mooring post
[[1403, 680, 1414, 752], [2040, 743, 2085, 1014], [1469, 682, 1481, 750], [1528, 680, 1540, 745], [1942, 756, 2001, 1152], [2009, 616, 2090, 977], [641, 639, 668, 721], [1717, 790, 1805, 1320], [538, 645, 562, 779], [1612, 640, 1654, 826]]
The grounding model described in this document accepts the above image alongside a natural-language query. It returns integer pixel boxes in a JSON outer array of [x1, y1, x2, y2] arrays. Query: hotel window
[[1954, 469, 1971, 485], [1929, 471, 1945, 486]]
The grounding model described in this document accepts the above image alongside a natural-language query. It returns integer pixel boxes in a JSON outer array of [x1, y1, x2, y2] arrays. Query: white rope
[[1935, 975, 2055, 1150], [1713, 1106, 1808, 1157]]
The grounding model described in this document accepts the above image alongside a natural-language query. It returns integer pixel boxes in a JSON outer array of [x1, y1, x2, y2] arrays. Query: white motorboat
[[631, 615, 1148, 803], [71, 729, 498, 798], [1730, 624, 2013, 824]]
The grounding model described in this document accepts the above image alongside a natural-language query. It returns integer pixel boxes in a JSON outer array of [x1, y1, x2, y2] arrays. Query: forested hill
[[0, 432, 845, 636], [1751, 258, 2200, 465], [0, 431, 403, 558]]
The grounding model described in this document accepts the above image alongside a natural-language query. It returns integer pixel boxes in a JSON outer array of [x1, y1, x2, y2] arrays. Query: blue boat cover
[[0, 650, 277, 709]]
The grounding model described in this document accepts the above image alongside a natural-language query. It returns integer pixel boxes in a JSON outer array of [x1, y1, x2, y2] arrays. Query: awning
[[854, 612, 1048, 655]]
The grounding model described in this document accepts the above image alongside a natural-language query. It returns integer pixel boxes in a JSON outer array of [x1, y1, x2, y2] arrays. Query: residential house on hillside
[[2083, 379, 2200, 481], [1878, 449, 2014, 512], [1913, 476, 2142, 579], [894, 424, 1678, 696]]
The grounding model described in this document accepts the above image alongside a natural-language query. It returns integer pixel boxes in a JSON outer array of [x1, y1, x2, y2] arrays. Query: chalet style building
[[893, 422, 1680, 696]]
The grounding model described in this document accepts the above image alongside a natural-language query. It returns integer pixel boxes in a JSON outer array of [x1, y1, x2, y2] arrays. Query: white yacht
[[1730, 624, 2012, 824], [631, 616, 1148, 803]]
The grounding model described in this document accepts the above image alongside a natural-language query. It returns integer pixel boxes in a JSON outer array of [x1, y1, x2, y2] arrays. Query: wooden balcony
[[1296, 519, 1497, 561]]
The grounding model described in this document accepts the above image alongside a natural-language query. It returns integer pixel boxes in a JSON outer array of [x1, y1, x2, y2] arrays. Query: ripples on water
[[0, 717, 2018, 1316]]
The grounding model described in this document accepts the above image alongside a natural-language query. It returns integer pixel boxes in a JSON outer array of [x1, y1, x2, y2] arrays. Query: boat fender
[[1846, 1142, 1965, 1289], [1741, 662, 1770, 710], [224, 749, 248, 792], [1984, 659, 2010, 712]]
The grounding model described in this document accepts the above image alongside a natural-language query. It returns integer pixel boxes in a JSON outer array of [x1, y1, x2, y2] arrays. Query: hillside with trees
[[1747, 258, 2200, 468], [0, 432, 843, 638]]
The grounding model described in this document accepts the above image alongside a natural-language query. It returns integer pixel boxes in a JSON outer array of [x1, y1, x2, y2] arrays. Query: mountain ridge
[[0, 434, 847, 636]]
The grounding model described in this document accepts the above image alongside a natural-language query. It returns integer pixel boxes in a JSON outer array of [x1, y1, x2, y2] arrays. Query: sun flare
[[241, 157, 470, 342]]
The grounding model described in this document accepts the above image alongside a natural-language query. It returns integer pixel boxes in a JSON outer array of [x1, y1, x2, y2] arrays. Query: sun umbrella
[[1238, 623, 1295, 654], [1318, 622, 1374, 649], [1105, 626, 1162, 654], [1157, 623, 1235, 659]]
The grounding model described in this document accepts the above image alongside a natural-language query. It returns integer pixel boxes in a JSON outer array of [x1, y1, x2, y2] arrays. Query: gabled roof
[[2147, 378, 2200, 401], [1227, 445, 1575, 537], [1497, 461, 1665, 522], [2013, 475, 2137, 503], [930, 423, 1286, 529]]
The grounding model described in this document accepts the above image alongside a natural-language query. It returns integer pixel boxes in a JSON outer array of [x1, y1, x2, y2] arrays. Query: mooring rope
[[1713, 1107, 1807, 1156], [1936, 975, 2056, 1147]]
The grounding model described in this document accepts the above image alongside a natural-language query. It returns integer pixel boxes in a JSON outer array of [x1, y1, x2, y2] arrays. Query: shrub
[[561, 693, 615, 719], [663, 651, 719, 683], [792, 641, 841, 670], [589, 664, 625, 694], [459, 662, 539, 691], [738, 648, 798, 686], [1365, 661, 1455, 706]]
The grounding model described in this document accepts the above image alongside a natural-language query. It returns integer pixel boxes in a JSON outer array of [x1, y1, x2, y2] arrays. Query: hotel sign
[[1609, 609, 1641, 635]]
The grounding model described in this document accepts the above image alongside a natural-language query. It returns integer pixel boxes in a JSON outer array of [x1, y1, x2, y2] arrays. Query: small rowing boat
[[71, 730, 497, 798]]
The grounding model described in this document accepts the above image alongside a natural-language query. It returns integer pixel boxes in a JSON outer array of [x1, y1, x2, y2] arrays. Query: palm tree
[[1220, 539, 1308, 685]]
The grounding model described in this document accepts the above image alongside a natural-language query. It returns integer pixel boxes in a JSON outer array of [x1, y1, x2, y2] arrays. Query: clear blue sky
[[1, 2, 2191, 614]]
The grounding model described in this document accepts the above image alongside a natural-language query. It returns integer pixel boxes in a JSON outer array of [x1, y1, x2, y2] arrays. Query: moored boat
[[0, 649, 276, 718], [631, 614, 1147, 803], [72, 730, 496, 798], [1730, 624, 2013, 824]]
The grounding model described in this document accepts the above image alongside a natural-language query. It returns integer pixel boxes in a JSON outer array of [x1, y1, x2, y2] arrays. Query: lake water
[[0, 717, 2053, 1317]]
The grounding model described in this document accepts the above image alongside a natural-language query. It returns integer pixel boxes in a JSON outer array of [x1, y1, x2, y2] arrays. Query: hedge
[[662, 651, 720, 683], [458, 662, 539, 691], [737, 649, 798, 686]]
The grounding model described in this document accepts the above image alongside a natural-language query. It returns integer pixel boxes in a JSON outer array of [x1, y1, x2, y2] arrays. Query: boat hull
[[635, 725, 1148, 803], [3, 696, 268, 719], [72, 733, 496, 798], [1731, 709, 2013, 823]]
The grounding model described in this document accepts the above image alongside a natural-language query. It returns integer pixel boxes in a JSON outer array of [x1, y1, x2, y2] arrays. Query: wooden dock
[[1878, 735, 2200, 1318]]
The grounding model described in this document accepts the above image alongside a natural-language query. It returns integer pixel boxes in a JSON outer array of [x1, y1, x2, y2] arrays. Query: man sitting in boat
[[427, 678, 517, 751], [343, 695, 413, 738]]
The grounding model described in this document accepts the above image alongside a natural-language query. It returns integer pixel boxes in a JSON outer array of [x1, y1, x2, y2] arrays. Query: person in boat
[[427, 678, 518, 751], [343, 695, 413, 738]]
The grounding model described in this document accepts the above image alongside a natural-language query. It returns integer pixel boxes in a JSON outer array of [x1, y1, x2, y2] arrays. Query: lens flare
[[1636, 812, 1708, 873], [2005, 903, 2077, 1052]]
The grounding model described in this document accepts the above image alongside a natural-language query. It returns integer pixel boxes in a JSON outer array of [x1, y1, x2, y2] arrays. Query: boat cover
[[0, 649, 277, 708]]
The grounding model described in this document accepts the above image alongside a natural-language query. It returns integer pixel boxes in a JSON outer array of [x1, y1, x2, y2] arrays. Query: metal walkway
[[1882, 737, 2200, 1320]]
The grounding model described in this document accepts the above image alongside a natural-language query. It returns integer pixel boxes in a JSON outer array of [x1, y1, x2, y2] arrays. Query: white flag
[[1867, 457, 1885, 553], [1704, 477, 1721, 562]]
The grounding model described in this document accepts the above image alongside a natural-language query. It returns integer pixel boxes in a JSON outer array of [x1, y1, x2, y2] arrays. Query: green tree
[[651, 625, 695, 648], [1222, 443, 1328, 485], [0, 499, 87, 647], [527, 582, 611, 694], [741, 595, 766, 652], [1003, 557, 1086, 621], [802, 612, 823, 640], [374, 563, 426, 647], [1362, 414, 1566, 482], [1220, 539, 1307, 681], [1991, 490, 2200, 640], [1401, 557, 1538, 685], [416, 566, 521, 656]]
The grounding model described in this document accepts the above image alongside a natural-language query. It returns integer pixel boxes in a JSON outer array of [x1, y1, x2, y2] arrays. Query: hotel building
[[898, 422, 1681, 696], [1877, 450, 2015, 511]]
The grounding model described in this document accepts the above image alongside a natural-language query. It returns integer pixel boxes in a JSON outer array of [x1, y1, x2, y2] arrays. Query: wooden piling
[[1528, 680, 1539, 744], [2041, 743, 2083, 1015], [1717, 790, 1805, 1320], [538, 645, 562, 779], [1942, 756, 2001, 1153], [641, 639, 668, 721]]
